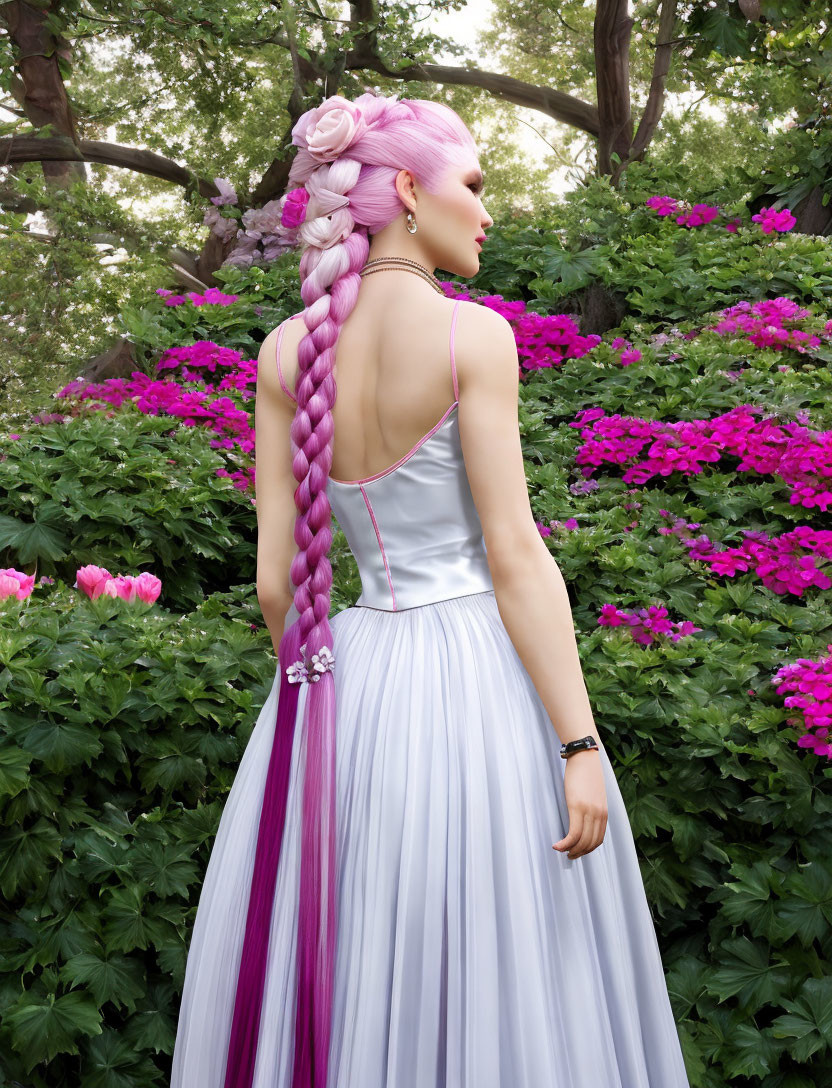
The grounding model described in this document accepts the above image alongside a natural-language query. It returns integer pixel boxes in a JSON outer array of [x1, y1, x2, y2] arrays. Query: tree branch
[[0, 135, 222, 200], [625, 0, 678, 169], [345, 52, 601, 136]]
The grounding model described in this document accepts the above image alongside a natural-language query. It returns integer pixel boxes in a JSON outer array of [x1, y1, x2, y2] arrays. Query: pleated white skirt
[[170, 589, 690, 1088]]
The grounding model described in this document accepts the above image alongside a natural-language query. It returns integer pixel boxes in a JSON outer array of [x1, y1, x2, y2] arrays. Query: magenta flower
[[752, 206, 796, 233], [573, 404, 832, 514], [773, 644, 832, 759], [598, 601, 699, 645], [645, 195, 679, 217], [281, 187, 310, 229], [676, 203, 720, 228]]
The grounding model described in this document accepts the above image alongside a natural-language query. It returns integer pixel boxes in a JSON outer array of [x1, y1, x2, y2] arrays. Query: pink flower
[[0, 568, 35, 600], [675, 203, 720, 228], [209, 177, 238, 207], [292, 95, 367, 164], [752, 206, 796, 233], [134, 571, 162, 603], [111, 574, 138, 601], [645, 195, 678, 217], [76, 564, 113, 599], [281, 187, 310, 229]]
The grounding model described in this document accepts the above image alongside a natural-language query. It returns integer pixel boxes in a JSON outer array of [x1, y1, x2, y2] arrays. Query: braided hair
[[224, 91, 479, 1088]]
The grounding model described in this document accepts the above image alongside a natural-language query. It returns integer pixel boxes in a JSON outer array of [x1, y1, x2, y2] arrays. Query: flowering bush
[[598, 601, 701, 644], [646, 194, 797, 235], [660, 513, 832, 598], [774, 644, 832, 758], [3, 179, 832, 1085], [571, 402, 832, 512], [711, 297, 823, 353]]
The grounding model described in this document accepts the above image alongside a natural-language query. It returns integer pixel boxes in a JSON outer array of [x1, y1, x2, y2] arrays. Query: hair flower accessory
[[292, 95, 367, 164], [309, 645, 335, 681], [285, 659, 309, 684], [285, 642, 335, 684], [281, 187, 310, 229]]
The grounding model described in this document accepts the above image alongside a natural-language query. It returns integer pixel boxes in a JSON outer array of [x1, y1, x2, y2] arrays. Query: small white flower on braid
[[286, 642, 335, 684]]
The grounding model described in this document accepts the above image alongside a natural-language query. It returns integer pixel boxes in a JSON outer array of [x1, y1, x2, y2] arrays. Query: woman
[[171, 90, 691, 1088]]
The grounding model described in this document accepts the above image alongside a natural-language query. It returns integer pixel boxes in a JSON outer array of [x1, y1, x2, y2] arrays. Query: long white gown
[[170, 299, 691, 1087]]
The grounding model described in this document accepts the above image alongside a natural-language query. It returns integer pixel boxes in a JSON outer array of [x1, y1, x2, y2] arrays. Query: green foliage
[[472, 162, 832, 324], [118, 255, 304, 362], [2, 188, 832, 1086], [0, 585, 275, 1083], [0, 410, 256, 612]]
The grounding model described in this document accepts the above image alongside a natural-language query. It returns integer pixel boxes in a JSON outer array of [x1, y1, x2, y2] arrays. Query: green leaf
[[771, 976, 832, 1062], [0, 744, 31, 797], [6, 990, 102, 1071], [60, 951, 146, 1013], [23, 718, 104, 772], [708, 935, 790, 1008]]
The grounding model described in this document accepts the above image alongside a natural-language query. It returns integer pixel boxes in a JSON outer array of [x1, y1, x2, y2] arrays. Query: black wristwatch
[[560, 735, 600, 759]]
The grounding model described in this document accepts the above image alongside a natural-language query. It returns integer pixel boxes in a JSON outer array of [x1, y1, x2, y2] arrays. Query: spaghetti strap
[[449, 298, 461, 401], [275, 313, 302, 403]]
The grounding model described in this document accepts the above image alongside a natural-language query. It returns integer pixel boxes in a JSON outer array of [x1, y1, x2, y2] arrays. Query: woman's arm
[[254, 323, 302, 654], [453, 301, 603, 753]]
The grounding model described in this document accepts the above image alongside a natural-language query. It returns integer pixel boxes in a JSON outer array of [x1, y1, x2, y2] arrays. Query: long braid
[[286, 187, 368, 1085], [224, 90, 479, 1088]]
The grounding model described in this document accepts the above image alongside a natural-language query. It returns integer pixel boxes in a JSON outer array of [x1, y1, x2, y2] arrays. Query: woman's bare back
[[276, 287, 464, 484]]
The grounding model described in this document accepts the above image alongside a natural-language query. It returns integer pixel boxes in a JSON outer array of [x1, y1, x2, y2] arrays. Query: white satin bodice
[[327, 402, 494, 611]]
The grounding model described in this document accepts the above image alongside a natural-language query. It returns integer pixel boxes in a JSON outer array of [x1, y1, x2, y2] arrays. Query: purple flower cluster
[[156, 287, 239, 308], [773, 645, 832, 759], [598, 602, 701, 645], [659, 511, 832, 597], [443, 286, 601, 372], [646, 195, 796, 234], [710, 297, 822, 353], [536, 517, 579, 537], [56, 341, 259, 493], [610, 336, 642, 366], [572, 405, 832, 512]]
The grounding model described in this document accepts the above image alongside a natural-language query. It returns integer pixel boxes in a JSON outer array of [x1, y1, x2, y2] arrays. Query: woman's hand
[[552, 749, 608, 859]]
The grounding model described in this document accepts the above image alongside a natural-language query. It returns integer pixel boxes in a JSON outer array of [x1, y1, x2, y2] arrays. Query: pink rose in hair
[[293, 95, 367, 164], [281, 187, 310, 228]]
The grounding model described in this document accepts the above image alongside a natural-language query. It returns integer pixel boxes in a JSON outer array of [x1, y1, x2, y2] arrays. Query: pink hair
[[224, 92, 478, 1088]]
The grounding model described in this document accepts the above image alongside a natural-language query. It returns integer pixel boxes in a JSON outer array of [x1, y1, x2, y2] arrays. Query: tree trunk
[[3, 0, 86, 187], [594, 0, 635, 177]]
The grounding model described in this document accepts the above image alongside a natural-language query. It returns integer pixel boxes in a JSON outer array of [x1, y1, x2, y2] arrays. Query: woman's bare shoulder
[[452, 299, 518, 395]]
